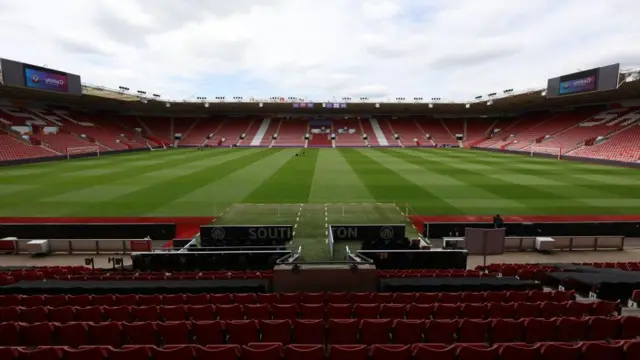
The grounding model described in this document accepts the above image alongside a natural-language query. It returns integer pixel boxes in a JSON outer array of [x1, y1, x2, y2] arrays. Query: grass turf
[[1, 147, 639, 260]]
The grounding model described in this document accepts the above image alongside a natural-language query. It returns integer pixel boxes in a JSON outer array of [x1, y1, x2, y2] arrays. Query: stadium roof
[[2, 73, 640, 116]]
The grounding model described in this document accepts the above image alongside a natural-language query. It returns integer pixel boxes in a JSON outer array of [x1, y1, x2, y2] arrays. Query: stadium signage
[[330, 224, 405, 241], [200, 225, 294, 242]]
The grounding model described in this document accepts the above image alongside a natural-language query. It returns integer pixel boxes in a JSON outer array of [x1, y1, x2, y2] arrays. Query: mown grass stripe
[[244, 149, 319, 204], [308, 148, 375, 203], [342, 148, 461, 215]]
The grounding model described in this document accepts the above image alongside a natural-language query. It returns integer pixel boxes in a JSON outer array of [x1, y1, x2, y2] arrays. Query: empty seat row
[[1, 270, 273, 281], [0, 301, 617, 323], [0, 290, 577, 307], [2, 341, 640, 360], [2, 316, 638, 347], [377, 270, 491, 279]]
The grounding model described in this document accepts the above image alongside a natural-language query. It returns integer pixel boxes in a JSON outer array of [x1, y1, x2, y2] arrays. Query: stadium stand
[[386, 118, 424, 146], [215, 119, 253, 146], [172, 118, 198, 146], [508, 110, 598, 151], [0, 131, 56, 160], [333, 119, 365, 146], [464, 119, 498, 147], [360, 119, 380, 145], [139, 117, 172, 144], [476, 113, 556, 149], [275, 119, 307, 147], [180, 118, 223, 146], [568, 122, 640, 162], [415, 118, 457, 145], [376, 118, 397, 145], [255, 118, 281, 147]]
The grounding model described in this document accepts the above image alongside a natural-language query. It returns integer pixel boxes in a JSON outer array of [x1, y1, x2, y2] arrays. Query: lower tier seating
[[1, 340, 639, 360], [0, 316, 637, 347]]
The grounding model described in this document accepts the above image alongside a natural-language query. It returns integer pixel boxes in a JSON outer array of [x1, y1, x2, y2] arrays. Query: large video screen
[[24, 66, 69, 93], [558, 69, 598, 95]]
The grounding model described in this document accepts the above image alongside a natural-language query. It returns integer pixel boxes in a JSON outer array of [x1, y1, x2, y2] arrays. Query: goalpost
[[530, 146, 563, 160], [66, 146, 100, 159]]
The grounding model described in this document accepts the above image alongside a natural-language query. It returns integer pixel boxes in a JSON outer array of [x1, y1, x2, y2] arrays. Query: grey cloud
[[94, 10, 151, 47], [428, 46, 520, 69], [58, 39, 111, 56]]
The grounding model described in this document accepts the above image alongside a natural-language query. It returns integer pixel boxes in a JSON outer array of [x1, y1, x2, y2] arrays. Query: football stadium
[[2, 3, 640, 359]]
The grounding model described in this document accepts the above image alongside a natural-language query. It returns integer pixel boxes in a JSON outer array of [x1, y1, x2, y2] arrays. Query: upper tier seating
[[1, 341, 639, 360]]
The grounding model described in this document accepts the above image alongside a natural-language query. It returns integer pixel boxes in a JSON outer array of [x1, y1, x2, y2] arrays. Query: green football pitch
[[0, 147, 638, 260]]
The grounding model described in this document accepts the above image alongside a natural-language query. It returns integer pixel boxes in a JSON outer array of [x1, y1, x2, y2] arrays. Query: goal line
[[530, 146, 563, 160], [66, 146, 100, 159]]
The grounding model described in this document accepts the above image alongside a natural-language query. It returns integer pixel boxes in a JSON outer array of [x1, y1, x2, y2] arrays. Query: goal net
[[530, 146, 562, 160], [66, 146, 100, 159]]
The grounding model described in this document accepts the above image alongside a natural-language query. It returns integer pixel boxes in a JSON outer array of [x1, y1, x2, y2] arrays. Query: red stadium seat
[[284, 344, 325, 360], [507, 291, 529, 303], [152, 345, 196, 360], [393, 319, 425, 344], [244, 304, 270, 320], [461, 303, 487, 319], [412, 344, 456, 360], [43, 295, 68, 307], [159, 305, 187, 321], [0, 306, 20, 322], [211, 294, 234, 305], [15, 347, 62, 360], [327, 318, 359, 344], [114, 295, 138, 306], [433, 304, 460, 319], [380, 304, 406, 319], [55, 322, 88, 347], [588, 316, 621, 340], [234, 293, 257, 305], [185, 294, 209, 305], [371, 345, 411, 360], [22, 322, 54, 346], [581, 341, 625, 360], [484, 291, 507, 303], [302, 292, 325, 304], [293, 319, 325, 344], [123, 322, 157, 345], [565, 302, 592, 317], [187, 305, 217, 321], [425, 320, 458, 343], [349, 293, 372, 304], [624, 341, 640, 360], [132, 306, 159, 321], [226, 320, 259, 345], [20, 306, 48, 323], [260, 319, 292, 344], [162, 294, 186, 306], [108, 345, 151, 360], [272, 304, 298, 320], [540, 301, 566, 319], [326, 292, 349, 304], [592, 300, 618, 316], [257, 293, 279, 305], [195, 345, 240, 360], [242, 344, 281, 360], [137, 295, 162, 306], [327, 304, 352, 318], [218, 304, 245, 320], [0, 322, 20, 346], [407, 304, 434, 319], [62, 347, 107, 360], [620, 316, 640, 339], [393, 293, 416, 304], [498, 343, 540, 360], [22, 295, 45, 307], [103, 305, 133, 322], [458, 319, 490, 343], [192, 321, 225, 345], [524, 317, 556, 343], [353, 304, 380, 319], [299, 303, 325, 319], [361, 318, 392, 344], [439, 292, 462, 304], [460, 292, 485, 303], [457, 344, 498, 360], [490, 319, 524, 343], [329, 345, 368, 360], [373, 293, 394, 304], [528, 291, 552, 302], [48, 306, 76, 323], [87, 322, 123, 347], [157, 321, 191, 345], [556, 317, 588, 342], [279, 293, 303, 305], [0, 294, 21, 306], [93, 295, 115, 306], [540, 342, 582, 360], [515, 303, 541, 318]]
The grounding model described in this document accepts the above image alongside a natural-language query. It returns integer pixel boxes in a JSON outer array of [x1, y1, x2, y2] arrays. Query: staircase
[[369, 118, 389, 146], [250, 118, 271, 146]]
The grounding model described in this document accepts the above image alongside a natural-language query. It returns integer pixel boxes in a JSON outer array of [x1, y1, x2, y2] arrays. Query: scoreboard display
[[0, 58, 82, 96], [546, 63, 620, 99]]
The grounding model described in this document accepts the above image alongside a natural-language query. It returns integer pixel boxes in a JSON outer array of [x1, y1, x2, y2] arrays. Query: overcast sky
[[1, 0, 639, 102]]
